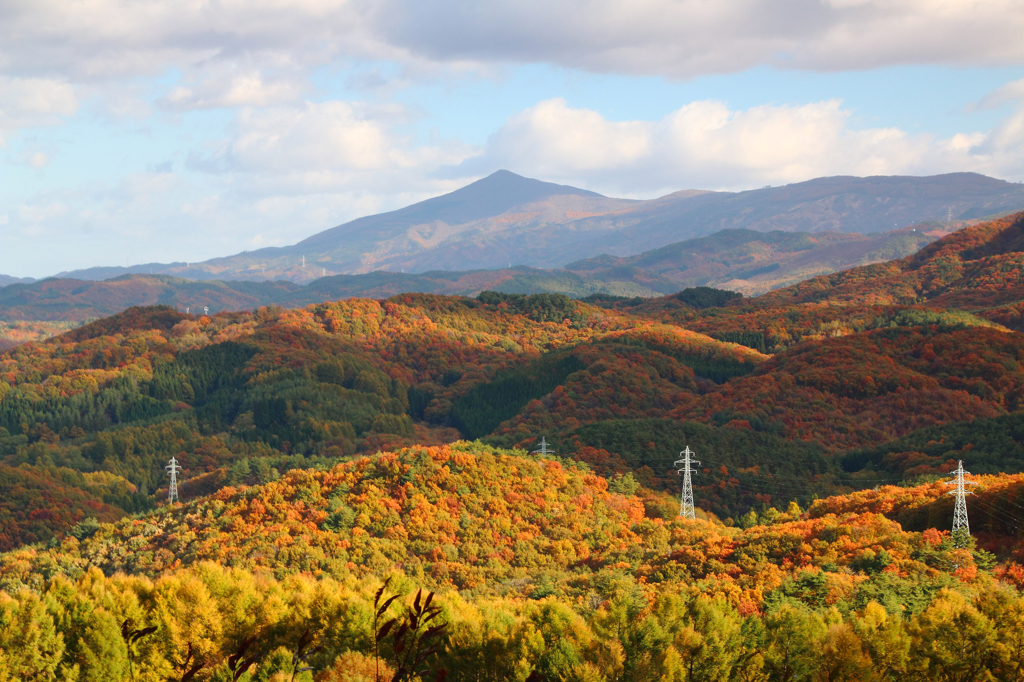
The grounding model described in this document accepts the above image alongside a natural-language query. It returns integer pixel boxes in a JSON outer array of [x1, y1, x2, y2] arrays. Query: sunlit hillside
[[3, 211, 1024, 680]]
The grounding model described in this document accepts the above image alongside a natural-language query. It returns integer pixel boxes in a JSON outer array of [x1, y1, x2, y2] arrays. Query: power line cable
[[703, 472, 845, 494], [696, 461, 911, 485], [971, 497, 1024, 528], [974, 493, 1024, 519], [708, 474, 1024, 529], [970, 500, 1020, 527], [986, 492, 1024, 514], [968, 500, 1024, 532]]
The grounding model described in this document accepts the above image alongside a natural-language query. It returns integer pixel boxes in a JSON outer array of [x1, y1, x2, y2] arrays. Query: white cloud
[[0, 94, 483, 275], [231, 101, 400, 172], [0, 77, 77, 115], [0, 0, 376, 81], [486, 99, 651, 175], [158, 70, 308, 111], [465, 97, 1024, 195], [0, 76, 77, 140], [977, 78, 1024, 110], [18, 202, 68, 224], [370, 0, 1024, 77], [189, 100, 476, 183], [1, 0, 1022, 86]]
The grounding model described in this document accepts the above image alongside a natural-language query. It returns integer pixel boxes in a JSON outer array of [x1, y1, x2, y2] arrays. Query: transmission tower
[[675, 446, 700, 520], [946, 460, 977, 547], [166, 457, 181, 504], [532, 437, 554, 456]]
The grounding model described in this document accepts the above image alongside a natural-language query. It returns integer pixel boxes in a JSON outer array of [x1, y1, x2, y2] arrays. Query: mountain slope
[[755, 210, 1024, 329], [0, 275, 303, 322], [55, 171, 1024, 284], [0, 224, 951, 326], [0, 269, 659, 324], [566, 224, 946, 295], [299, 169, 610, 249], [2, 442, 1023, 682]]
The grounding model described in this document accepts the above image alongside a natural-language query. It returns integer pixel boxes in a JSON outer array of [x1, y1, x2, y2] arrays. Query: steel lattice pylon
[[166, 456, 181, 504], [674, 446, 700, 520], [946, 459, 977, 548], [532, 437, 554, 456]]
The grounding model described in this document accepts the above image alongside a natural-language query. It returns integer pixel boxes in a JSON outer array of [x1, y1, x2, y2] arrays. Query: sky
[[2, 0, 1024, 278]]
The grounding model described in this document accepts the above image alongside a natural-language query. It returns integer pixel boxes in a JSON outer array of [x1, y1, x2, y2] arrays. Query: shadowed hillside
[[565, 224, 947, 296]]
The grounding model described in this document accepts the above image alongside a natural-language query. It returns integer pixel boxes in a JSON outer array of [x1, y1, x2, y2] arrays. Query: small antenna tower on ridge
[[948, 206, 953, 222], [675, 446, 700, 520], [302, 255, 306, 268], [166, 456, 181, 503], [946, 460, 977, 547], [532, 437, 554, 456]]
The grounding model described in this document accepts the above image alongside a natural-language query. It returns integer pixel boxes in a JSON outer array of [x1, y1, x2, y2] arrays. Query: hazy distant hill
[[0, 275, 35, 287], [0, 268, 659, 323], [566, 224, 950, 296], [55, 171, 1024, 284], [2, 222, 949, 325]]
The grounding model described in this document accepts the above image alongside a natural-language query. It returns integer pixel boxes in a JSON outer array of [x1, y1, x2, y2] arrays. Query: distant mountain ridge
[[0, 275, 35, 287], [54, 170, 1024, 284], [3, 222, 949, 324], [0, 269, 651, 322], [564, 223, 950, 296]]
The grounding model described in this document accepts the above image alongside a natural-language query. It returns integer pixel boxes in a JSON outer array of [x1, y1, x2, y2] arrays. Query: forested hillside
[[2, 443, 1024, 680], [3, 211, 1024, 680], [564, 224, 944, 296], [752, 210, 1024, 328], [3, 249, 1024, 546]]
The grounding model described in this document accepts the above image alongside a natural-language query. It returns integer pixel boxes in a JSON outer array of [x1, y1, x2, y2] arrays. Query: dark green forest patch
[[841, 412, 1024, 478], [450, 353, 587, 439]]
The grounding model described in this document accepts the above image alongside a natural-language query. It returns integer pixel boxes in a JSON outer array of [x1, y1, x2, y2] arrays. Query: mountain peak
[[428, 169, 606, 215], [297, 171, 607, 249]]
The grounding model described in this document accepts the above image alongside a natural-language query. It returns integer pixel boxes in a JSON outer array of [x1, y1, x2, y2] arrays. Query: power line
[[967, 500, 1023, 533], [696, 461, 911, 485], [986, 492, 1024, 515], [971, 496, 1024, 528]]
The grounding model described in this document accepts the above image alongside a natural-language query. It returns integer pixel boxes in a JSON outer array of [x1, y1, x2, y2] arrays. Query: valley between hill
[[2, 212, 1024, 680]]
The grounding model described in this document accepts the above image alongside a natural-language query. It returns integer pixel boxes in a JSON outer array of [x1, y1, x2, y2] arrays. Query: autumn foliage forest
[[3, 213, 1024, 680]]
